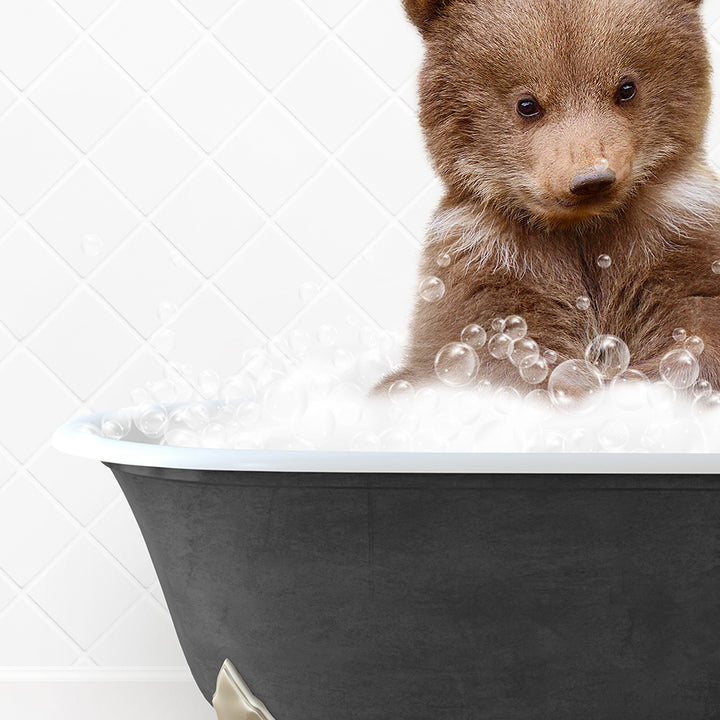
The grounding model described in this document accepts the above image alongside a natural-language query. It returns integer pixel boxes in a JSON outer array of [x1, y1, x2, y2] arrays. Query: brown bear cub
[[378, 0, 720, 393]]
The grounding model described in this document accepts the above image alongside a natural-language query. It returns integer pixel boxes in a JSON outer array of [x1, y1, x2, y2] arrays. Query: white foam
[[88, 325, 720, 454]]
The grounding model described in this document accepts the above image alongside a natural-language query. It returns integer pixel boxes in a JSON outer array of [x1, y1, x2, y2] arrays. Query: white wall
[[0, 1, 719, 718]]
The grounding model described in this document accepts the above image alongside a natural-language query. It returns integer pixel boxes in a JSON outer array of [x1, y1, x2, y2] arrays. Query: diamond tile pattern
[[0, 0, 718, 678]]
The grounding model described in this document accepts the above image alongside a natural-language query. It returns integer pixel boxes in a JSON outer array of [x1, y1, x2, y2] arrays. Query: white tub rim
[[51, 410, 720, 475]]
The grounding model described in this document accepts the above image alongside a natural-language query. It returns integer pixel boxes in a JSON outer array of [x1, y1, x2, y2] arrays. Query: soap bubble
[[488, 333, 513, 360], [543, 349, 558, 366], [235, 400, 262, 429], [548, 360, 604, 411], [693, 380, 713, 399], [434, 342, 479, 387], [576, 296, 591, 311], [198, 369, 221, 399], [150, 378, 178, 404], [524, 388, 553, 417], [693, 392, 720, 416], [101, 410, 132, 440], [611, 369, 650, 411], [712, 260, 720, 274], [584, 335, 630, 379], [357, 348, 393, 385], [201, 423, 227, 448], [510, 337, 539, 367], [491, 318, 505, 333], [436, 251, 452, 267], [358, 325, 381, 348], [220, 375, 255, 403], [264, 378, 308, 421], [419, 276, 446, 302], [176, 402, 211, 431], [659, 349, 700, 390], [289, 328, 311, 355], [131, 386, 151, 406], [672, 328, 687, 343], [519, 355, 549, 385], [461, 324, 487, 350], [414, 387, 440, 413], [504, 315, 528, 341], [157, 301, 177, 322], [684, 335, 705, 357], [388, 380, 414, 404], [641, 423, 665, 450], [135, 405, 169, 438], [332, 348, 356, 375], [317, 324, 338, 347], [82, 234, 103, 257], [242, 348, 273, 380], [598, 420, 629, 450], [597, 254, 612, 269], [492, 386, 522, 414], [663, 419, 705, 452]]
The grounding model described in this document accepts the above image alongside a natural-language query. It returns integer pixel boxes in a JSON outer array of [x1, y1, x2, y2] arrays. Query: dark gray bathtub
[[105, 462, 720, 720], [52, 413, 720, 719]]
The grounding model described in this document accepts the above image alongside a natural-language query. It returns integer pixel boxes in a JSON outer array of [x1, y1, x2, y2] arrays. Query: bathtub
[[53, 411, 720, 719]]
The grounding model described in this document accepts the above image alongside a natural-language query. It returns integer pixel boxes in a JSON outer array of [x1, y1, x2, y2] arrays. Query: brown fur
[[379, 0, 720, 392]]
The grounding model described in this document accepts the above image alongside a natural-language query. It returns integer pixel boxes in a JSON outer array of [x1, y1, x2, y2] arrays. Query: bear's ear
[[402, 0, 451, 33]]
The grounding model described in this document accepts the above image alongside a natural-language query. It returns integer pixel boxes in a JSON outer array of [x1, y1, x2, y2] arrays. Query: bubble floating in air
[[576, 296, 591, 311], [461, 324, 487, 350], [488, 333, 513, 360], [504, 315, 528, 341], [548, 360, 604, 412], [434, 343, 479, 387], [436, 251, 452, 268], [584, 335, 630, 379], [419, 276, 446, 302], [659, 349, 700, 390]]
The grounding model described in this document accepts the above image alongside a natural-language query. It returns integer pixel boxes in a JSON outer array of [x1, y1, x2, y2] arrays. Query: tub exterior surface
[[107, 464, 720, 720]]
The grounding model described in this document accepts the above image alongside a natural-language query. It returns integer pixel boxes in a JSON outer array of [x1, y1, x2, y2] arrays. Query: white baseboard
[[0, 669, 217, 720]]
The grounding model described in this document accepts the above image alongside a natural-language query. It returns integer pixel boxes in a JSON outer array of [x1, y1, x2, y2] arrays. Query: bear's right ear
[[403, 0, 451, 33]]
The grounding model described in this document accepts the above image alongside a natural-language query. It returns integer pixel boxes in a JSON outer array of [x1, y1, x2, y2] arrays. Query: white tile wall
[[0, 1, 719, 716]]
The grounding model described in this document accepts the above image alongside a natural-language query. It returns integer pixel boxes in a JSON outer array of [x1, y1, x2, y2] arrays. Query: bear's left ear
[[402, 0, 451, 33]]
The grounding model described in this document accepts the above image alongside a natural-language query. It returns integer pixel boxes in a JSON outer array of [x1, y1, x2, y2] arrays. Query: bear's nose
[[569, 168, 617, 197]]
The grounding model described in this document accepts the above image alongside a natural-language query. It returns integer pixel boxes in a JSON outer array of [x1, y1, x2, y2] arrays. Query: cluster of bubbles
[[432, 310, 713, 416], [81, 248, 720, 455], [80, 312, 720, 455]]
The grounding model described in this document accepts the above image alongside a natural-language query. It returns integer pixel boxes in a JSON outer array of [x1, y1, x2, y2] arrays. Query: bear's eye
[[517, 97, 542, 119], [616, 80, 637, 103]]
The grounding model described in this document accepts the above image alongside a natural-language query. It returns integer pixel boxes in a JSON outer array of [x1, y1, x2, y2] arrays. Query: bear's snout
[[569, 166, 617, 197]]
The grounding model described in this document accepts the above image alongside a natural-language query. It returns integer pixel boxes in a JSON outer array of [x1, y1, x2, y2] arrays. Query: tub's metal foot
[[212, 659, 277, 720]]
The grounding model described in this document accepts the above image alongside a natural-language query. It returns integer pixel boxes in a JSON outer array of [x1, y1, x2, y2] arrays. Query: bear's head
[[404, 0, 711, 230]]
